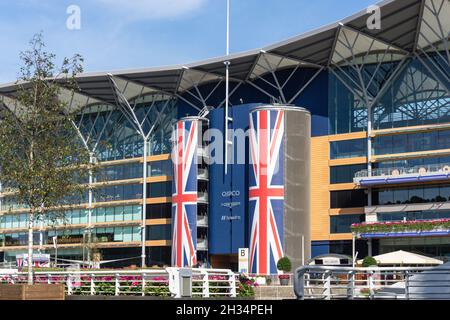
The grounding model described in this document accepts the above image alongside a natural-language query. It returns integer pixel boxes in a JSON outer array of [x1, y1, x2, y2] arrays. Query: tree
[[0, 33, 90, 284]]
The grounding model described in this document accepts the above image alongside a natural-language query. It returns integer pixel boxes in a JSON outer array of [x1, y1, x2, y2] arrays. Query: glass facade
[[330, 190, 368, 208], [329, 71, 367, 134], [372, 59, 450, 130], [329, 57, 450, 134], [148, 160, 172, 177], [373, 130, 450, 155], [91, 206, 142, 223], [146, 224, 172, 241], [146, 246, 171, 266], [94, 184, 142, 203], [77, 98, 177, 162], [0, 227, 141, 247], [96, 163, 143, 182], [330, 214, 365, 234], [148, 182, 172, 198], [372, 184, 450, 205], [330, 164, 367, 184], [330, 139, 367, 160], [146, 203, 172, 219]]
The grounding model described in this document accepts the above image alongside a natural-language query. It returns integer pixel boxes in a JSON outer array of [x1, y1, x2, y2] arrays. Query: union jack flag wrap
[[171, 120, 198, 267], [249, 109, 285, 275]]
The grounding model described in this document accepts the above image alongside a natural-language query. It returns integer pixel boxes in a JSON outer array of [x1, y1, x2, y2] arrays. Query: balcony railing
[[294, 265, 450, 300], [354, 164, 450, 186], [197, 215, 208, 227], [197, 238, 208, 250], [198, 168, 209, 180]]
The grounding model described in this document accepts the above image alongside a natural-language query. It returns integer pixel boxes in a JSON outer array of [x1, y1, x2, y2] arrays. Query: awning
[[358, 250, 444, 265]]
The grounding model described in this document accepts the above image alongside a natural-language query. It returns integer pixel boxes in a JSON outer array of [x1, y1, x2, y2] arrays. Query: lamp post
[[52, 234, 58, 267], [352, 233, 356, 268]]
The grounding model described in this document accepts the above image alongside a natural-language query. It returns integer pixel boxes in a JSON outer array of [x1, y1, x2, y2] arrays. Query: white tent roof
[[358, 250, 444, 266]]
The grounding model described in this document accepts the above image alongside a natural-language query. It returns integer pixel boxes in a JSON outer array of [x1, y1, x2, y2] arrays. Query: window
[[148, 182, 172, 198], [96, 163, 143, 182], [329, 71, 367, 135], [146, 246, 171, 266], [330, 139, 367, 160], [94, 184, 142, 203], [373, 184, 450, 206], [146, 224, 172, 240], [330, 164, 367, 184], [148, 160, 172, 177], [374, 130, 450, 156], [330, 214, 365, 234], [330, 190, 367, 208], [146, 203, 172, 219]]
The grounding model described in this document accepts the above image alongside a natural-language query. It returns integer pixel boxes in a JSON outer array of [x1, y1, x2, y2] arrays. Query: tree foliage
[[0, 32, 90, 225]]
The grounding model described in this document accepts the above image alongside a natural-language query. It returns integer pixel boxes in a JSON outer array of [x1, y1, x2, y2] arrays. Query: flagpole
[[224, 0, 230, 175]]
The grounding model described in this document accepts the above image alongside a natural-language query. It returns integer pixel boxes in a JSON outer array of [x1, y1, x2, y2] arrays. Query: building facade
[[0, 0, 449, 270]]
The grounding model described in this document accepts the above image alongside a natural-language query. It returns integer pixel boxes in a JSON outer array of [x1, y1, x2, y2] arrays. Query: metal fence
[[294, 265, 450, 300], [0, 268, 237, 298]]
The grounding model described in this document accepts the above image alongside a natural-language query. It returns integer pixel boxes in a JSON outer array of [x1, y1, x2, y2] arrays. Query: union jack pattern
[[171, 120, 198, 267], [249, 109, 285, 275]]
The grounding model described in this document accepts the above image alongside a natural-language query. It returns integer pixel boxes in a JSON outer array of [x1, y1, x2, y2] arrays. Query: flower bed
[[351, 219, 450, 234]]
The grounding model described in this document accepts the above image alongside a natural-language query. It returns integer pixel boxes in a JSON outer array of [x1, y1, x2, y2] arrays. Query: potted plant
[[276, 257, 292, 286], [362, 256, 378, 268]]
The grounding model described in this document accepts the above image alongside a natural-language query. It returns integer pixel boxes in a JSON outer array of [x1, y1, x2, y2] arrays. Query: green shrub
[[362, 256, 378, 268], [277, 257, 292, 272]]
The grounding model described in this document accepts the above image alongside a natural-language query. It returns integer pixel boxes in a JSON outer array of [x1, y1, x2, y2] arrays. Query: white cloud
[[95, 0, 207, 20]]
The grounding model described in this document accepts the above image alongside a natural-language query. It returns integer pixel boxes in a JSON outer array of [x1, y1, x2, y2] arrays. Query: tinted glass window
[[373, 184, 450, 205], [148, 182, 172, 198], [148, 160, 172, 177], [146, 224, 172, 240], [374, 130, 450, 155], [146, 203, 172, 219], [330, 164, 367, 184], [330, 214, 365, 234], [330, 190, 368, 208], [330, 139, 367, 160]]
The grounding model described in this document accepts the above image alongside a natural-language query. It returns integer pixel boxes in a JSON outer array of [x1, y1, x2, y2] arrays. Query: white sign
[[16, 254, 51, 268], [238, 248, 249, 274], [321, 257, 342, 266]]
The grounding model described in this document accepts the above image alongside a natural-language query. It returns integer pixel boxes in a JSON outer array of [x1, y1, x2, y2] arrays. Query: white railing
[[0, 268, 237, 298], [355, 163, 450, 179], [294, 265, 450, 300]]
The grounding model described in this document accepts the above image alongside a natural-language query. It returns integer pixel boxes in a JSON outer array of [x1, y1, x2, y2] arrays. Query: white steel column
[[352, 234, 356, 268], [87, 152, 95, 266], [142, 138, 148, 268]]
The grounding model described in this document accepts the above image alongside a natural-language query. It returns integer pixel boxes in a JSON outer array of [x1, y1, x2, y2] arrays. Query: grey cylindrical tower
[[248, 105, 311, 274]]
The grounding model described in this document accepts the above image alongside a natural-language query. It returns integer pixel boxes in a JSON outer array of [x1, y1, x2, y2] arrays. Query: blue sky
[[0, 0, 377, 84]]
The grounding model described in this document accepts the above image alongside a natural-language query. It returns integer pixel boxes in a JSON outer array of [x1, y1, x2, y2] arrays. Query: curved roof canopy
[[0, 0, 448, 108]]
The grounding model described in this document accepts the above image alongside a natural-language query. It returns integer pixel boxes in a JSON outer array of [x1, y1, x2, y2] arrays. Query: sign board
[[16, 254, 51, 268], [317, 257, 342, 266], [238, 248, 249, 274]]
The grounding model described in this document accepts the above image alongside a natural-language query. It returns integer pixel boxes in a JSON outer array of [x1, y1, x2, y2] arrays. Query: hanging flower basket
[[351, 219, 450, 235]]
